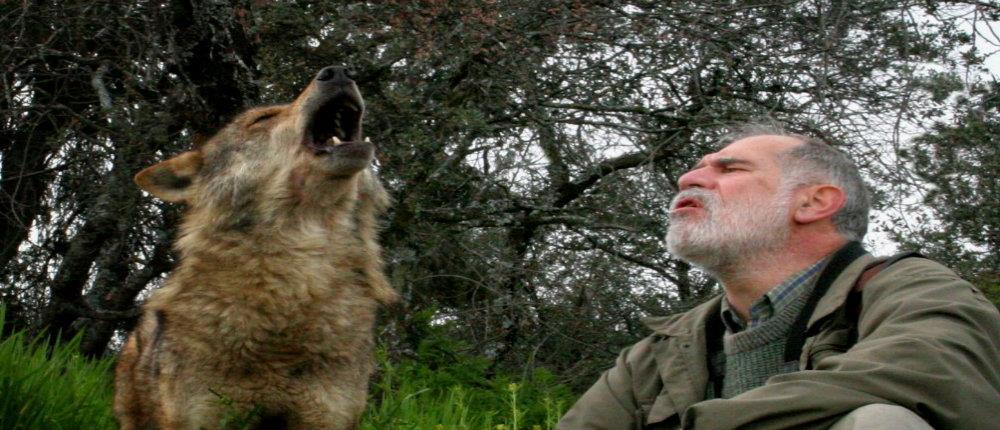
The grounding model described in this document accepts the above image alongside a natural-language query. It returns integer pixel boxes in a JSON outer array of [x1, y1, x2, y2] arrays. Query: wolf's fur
[[114, 67, 398, 430]]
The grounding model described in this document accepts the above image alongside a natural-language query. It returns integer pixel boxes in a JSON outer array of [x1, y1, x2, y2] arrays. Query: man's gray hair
[[720, 123, 871, 241]]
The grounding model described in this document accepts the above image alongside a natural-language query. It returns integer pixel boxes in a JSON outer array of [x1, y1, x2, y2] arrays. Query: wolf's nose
[[316, 66, 352, 85]]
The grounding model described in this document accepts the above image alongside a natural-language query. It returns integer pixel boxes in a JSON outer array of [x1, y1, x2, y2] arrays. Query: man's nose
[[677, 167, 710, 190], [315, 66, 353, 86]]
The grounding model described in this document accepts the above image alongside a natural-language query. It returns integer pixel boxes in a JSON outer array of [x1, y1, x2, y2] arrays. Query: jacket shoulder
[[874, 255, 959, 278], [860, 254, 999, 328], [865, 256, 975, 297]]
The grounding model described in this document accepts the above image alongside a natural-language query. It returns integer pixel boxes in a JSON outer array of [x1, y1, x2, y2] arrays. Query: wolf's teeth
[[331, 136, 342, 145], [364, 137, 371, 143]]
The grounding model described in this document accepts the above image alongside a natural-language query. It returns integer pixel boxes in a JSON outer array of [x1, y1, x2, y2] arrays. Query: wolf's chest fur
[[149, 226, 379, 366]]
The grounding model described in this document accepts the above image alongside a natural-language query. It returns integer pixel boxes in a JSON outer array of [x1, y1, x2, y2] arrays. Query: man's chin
[[666, 225, 747, 274], [668, 230, 718, 261], [668, 240, 724, 269], [667, 232, 790, 276]]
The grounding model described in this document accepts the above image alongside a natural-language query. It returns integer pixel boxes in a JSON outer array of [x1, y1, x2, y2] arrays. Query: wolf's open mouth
[[306, 93, 364, 154]]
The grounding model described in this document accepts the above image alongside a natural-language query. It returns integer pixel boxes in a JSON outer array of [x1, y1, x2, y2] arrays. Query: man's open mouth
[[305, 92, 364, 154], [674, 197, 702, 211]]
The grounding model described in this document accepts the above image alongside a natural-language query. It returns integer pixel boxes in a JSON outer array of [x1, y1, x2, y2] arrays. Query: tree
[[895, 80, 1000, 307], [0, 0, 994, 388], [1, 0, 260, 350]]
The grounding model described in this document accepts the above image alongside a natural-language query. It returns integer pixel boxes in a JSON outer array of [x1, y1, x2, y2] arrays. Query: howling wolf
[[114, 66, 398, 430]]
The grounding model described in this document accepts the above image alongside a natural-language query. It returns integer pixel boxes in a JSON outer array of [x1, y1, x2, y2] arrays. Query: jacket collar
[[642, 295, 723, 337], [641, 296, 722, 410]]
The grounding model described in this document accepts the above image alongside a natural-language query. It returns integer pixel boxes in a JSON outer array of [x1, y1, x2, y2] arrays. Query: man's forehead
[[729, 134, 802, 152]]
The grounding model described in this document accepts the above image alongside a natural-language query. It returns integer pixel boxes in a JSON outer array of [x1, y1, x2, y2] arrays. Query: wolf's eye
[[249, 113, 277, 126]]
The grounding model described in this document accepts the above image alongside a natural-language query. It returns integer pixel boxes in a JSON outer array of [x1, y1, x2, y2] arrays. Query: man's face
[[666, 135, 801, 273]]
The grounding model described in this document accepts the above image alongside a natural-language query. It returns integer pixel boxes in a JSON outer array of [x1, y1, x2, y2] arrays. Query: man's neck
[[719, 236, 847, 321]]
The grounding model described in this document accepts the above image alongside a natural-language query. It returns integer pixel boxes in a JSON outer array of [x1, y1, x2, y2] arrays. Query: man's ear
[[134, 151, 203, 203], [792, 184, 846, 224]]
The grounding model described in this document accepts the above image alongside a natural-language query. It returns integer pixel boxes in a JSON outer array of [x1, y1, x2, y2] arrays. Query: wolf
[[114, 66, 398, 430]]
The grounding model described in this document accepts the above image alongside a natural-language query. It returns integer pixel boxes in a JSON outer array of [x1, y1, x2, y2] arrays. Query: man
[[557, 127, 1000, 429]]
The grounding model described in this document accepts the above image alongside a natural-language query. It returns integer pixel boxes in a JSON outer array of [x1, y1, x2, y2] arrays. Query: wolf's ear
[[134, 151, 203, 203]]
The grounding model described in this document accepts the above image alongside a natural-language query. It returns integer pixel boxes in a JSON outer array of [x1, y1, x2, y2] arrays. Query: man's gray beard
[[666, 188, 791, 277]]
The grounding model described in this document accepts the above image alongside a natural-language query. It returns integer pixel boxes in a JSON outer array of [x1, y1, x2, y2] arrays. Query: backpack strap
[[783, 241, 867, 362], [840, 251, 925, 345], [705, 301, 727, 396]]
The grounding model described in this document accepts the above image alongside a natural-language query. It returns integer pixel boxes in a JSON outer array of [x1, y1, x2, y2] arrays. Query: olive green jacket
[[557, 254, 1000, 429]]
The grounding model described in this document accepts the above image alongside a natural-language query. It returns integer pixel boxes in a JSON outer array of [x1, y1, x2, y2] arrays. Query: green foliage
[[0, 308, 117, 430], [364, 318, 574, 429], [0, 307, 573, 429], [979, 282, 1000, 310]]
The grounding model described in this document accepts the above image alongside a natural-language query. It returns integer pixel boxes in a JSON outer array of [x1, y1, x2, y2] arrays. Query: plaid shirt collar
[[720, 257, 828, 333]]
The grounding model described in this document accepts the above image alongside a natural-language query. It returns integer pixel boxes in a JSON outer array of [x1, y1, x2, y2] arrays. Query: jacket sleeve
[[557, 338, 657, 430], [682, 259, 1000, 429]]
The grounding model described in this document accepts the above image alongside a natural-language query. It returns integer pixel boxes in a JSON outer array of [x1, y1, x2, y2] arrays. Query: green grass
[[362, 342, 571, 430], [0, 309, 117, 430], [0, 309, 573, 429]]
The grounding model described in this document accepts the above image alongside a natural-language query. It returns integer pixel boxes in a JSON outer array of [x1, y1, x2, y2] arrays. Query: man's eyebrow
[[715, 157, 753, 167], [691, 156, 754, 169]]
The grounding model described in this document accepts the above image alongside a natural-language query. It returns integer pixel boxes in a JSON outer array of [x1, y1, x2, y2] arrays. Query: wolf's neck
[[174, 205, 364, 271], [156, 194, 394, 307]]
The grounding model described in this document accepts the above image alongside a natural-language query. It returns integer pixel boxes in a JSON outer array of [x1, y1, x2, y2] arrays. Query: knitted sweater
[[708, 260, 826, 399]]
